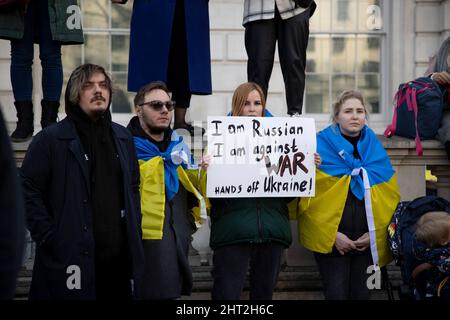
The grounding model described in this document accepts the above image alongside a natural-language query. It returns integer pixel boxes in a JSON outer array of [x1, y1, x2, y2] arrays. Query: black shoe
[[11, 101, 34, 142], [40, 100, 60, 128]]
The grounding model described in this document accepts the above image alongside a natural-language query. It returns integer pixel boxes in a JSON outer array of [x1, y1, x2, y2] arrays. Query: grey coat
[[140, 185, 197, 300]]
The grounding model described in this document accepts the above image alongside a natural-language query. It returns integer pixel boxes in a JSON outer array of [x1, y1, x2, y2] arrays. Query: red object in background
[[0, 0, 29, 10]]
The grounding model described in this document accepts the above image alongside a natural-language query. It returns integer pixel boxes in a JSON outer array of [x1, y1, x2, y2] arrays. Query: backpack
[[384, 77, 445, 156], [387, 196, 450, 267]]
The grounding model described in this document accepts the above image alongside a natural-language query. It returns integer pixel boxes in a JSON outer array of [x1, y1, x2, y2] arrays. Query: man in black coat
[[0, 107, 25, 299], [20, 64, 144, 300]]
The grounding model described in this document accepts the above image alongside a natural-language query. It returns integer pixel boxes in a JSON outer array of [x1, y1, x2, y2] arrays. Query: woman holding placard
[[201, 82, 321, 300], [296, 90, 400, 300]]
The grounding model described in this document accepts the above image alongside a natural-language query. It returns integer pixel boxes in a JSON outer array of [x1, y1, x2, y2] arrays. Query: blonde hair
[[231, 82, 266, 117], [416, 211, 450, 247], [331, 90, 369, 124]]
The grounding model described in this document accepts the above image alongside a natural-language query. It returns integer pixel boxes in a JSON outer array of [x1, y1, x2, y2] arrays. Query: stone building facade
[[1, 0, 449, 134]]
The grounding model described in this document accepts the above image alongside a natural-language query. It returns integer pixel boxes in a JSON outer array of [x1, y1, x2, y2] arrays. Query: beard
[[148, 126, 168, 134], [91, 108, 107, 117], [139, 112, 171, 136]]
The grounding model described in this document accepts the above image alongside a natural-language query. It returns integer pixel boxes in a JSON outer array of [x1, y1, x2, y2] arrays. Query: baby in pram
[[412, 211, 450, 299]]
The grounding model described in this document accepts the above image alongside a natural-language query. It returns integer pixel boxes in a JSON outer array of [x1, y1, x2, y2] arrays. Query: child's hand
[[200, 155, 211, 171], [314, 153, 322, 168]]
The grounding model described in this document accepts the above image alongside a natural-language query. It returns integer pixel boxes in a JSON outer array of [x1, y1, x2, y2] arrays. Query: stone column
[[392, 163, 426, 200]]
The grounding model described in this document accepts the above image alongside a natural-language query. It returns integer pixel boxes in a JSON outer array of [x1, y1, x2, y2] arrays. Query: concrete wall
[[414, 0, 450, 76]]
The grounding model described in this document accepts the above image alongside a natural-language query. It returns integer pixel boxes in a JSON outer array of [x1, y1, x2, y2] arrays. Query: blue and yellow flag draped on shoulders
[[297, 125, 400, 267], [133, 131, 207, 240]]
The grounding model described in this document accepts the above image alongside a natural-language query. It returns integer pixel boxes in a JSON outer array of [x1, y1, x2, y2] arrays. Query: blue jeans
[[10, 0, 62, 102]]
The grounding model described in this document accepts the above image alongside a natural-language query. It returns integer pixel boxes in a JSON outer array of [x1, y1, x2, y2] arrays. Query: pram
[[388, 196, 450, 300]]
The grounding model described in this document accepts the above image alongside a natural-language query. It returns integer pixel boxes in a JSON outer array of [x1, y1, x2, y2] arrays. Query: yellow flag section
[[370, 174, 401, 266], [138, 157, 208, 240], [297, 169, 400, 267]]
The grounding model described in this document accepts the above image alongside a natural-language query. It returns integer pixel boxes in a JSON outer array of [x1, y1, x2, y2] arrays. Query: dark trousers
[[10, 0, 62, 102], [167, 0, 192, 108], [211, 243, 284, 300], [314, 251, 373, 300], [95, 257, 132, 300], [245, 8, 311, 115]]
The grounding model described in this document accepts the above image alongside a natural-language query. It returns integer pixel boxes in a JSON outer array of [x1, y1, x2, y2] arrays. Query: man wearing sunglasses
[[127, 81, 206, 300]]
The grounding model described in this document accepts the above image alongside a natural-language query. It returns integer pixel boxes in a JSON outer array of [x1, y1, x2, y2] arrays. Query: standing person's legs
[[37, 0, 62, 128], [167, 0, 192, 130], [37, 0, 62, 102], [211, 244, 251, 300], [349, 252, 372, 300], [10, 0, 36, 141], [95, 255, 132, 300], [10, 1, 35, 102], [248, 243, 284, 300], [244, 17, 277, 102], [278, 8, 311, 115], [314, 252, 351, 300]]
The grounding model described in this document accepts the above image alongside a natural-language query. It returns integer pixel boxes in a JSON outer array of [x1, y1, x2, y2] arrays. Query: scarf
[[297, 125, 400, 267], [133, 131, 194, 201]]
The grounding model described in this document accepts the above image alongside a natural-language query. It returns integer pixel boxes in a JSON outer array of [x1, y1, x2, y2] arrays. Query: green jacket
[[0, 0, 83, 44], [209, 197, 292, 250]]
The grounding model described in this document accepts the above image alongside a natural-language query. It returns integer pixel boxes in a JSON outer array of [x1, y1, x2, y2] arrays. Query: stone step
[[15, 264, 403, 300], [181, 289, 397, 300], [189, 265, 403, 291]]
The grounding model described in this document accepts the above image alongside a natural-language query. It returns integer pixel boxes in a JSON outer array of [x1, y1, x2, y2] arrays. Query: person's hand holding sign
[[200, 154, 211, 171], [314, 153, 322, 168]]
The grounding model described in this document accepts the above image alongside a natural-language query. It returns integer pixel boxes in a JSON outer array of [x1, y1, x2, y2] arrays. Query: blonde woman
[[203, 82, 320, 300], [297, 90, 400, 300]]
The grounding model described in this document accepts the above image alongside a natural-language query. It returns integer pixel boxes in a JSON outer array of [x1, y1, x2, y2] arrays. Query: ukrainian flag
[[133, 132, 208, 240], [297, 125, 400, 267]]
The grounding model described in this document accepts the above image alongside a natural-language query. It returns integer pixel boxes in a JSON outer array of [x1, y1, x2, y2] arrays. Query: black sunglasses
[[139, 100, 176, 111]]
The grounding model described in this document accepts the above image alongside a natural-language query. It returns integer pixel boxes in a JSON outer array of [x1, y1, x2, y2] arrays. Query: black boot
[[11, 101, 34, 142], [40, 100, 60, 129]]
